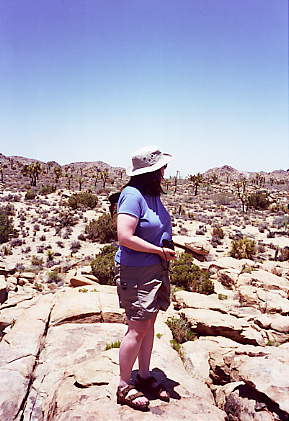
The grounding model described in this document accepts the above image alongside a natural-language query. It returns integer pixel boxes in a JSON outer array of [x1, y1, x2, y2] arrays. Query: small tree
[[21, 162, 42, 187], [188, 173, 203, 196]]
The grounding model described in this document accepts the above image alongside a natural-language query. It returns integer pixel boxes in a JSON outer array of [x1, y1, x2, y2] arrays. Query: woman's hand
[[158, 247, 176, 261]]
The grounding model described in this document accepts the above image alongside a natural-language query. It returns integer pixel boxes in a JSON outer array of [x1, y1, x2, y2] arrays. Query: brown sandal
[[116, 385, 150, 411], [135, 374, 170, 402]]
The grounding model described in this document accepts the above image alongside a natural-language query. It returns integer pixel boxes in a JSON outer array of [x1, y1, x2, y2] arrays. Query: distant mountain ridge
[[203, 165, 289, 181], [0, 153, 288, 185]]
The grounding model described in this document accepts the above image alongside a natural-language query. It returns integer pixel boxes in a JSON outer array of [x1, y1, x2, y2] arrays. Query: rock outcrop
[[0, 255, 289, 420]]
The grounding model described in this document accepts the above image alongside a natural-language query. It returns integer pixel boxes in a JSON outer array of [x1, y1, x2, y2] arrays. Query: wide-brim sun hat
[[126, 146, 173, 176]]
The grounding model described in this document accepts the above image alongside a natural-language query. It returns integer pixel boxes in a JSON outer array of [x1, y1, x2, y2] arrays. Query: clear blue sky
[[0, 0, 288, 177]]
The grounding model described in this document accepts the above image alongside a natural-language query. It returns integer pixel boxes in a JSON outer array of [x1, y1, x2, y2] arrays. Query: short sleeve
[[117, 192, 141, 219]]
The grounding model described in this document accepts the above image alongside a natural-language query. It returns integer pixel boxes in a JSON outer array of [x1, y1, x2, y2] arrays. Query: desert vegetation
[[0, 153, 289, 420]]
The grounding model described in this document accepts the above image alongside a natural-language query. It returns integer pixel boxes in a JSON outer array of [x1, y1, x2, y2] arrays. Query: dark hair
[[126, 169, 164, 196]]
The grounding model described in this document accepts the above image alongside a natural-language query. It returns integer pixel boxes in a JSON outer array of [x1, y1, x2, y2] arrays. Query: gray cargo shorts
[[114, 262, 170, 321]]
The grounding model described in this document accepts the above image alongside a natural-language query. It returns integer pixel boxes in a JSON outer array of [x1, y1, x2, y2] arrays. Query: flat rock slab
[[173, 235, 211, 256], [42, 344, 226, 420], [181, 308, 264, 345], [24, 323, 127, 420], [0, 294, 54, 421], [174, 290, 228, 313], [50, 286, 124, 326]]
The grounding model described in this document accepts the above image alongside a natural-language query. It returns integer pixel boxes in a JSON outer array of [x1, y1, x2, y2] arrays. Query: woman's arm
[[117, 213, 176, 261]]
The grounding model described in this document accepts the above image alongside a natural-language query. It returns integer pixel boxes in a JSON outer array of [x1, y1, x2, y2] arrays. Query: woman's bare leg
[[118, 318, 151, 405], [137, 314, 169, 399]]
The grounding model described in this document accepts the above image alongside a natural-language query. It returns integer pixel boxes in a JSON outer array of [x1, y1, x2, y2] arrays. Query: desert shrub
[[56, 240, 64, 248], [31, 255, 44, 266], [273, 215, 289, 231], [46, 250, 54, 261], [85, 213, 117, 243], [166, 317, 195, 344], [10, 238, 23, 247], [90, 244, 118, 285], [278, 247, 289, 262], [39, 184, 56, 195], [212, 226, 224, 239], [67, 192, 98, 210], [25, 190, 36, 200], [47, 270, 63, 284], [0, 204, 15, 216], [170, 253, 214, 295], [229, 237, 256, 260], [0, 213, 18, 244], [78, 233, 86, 241], [247, 190, 269, 210], [70, 240, 81, 253], [2, 245, 12, 255], [212, 192, 234, 206]]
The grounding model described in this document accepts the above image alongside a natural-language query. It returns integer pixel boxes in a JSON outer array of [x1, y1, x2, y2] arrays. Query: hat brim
[[126, 153, 173, 176]]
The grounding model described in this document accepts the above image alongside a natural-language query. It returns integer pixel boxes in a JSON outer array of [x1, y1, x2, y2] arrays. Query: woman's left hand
[[160, 247, 176, 261]]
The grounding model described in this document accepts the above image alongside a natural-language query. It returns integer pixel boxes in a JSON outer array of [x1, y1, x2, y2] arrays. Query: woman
[[115, 146, 176, 411]]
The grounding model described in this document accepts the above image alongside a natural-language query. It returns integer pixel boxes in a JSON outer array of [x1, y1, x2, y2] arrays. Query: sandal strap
[[127, 391, 145, 402], [117, 385, 145, 402]]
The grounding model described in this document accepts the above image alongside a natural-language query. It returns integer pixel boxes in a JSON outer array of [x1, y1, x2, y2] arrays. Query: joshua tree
[[188, 173, 203, 196], [21, 162, 42, 187], [92, 173, 98, 188], [0, 164, 4, 183], [76, 177, 84, 191], [65, 173, 73, 189], [234, 177, 249, 213], [54, 166, 62, 184], [100, 169, 109, 188]]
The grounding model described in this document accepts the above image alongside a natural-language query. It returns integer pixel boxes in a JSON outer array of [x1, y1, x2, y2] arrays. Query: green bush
[[85, 213, 117, 243], [170, 253, 214, 295], [39, 184, 56, 195], [229, 237, 256, 260], [212, 226, 224, 239], [166, 316, 195, 344], [25, 190, 36, 200], [90, 244, 118, 285], [247, 190, 269, 210], [67, 192, 98, 210], [0, 213, 18, 244]]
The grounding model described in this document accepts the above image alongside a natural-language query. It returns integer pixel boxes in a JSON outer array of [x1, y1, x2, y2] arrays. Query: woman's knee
[[127, 319, 153, 339]]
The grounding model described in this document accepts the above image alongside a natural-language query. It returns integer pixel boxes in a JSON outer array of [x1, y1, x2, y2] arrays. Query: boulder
[[210, 257, 256, 272], [233, 345, 289, 415], [6, 276, 18, 292], [238, 269, 289, 295], [181, 308, 264, 345], [19, 272, 36, 281], [50, 285, 124, 326], [0, 275, 7, 304], [0, 295, 54, 421], [173, 235, 211, 256], [69, 274, 98, 287], [174, 290, 228, 314]]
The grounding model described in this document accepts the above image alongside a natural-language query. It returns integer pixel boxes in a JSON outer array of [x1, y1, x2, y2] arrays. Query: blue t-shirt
[[114, 186, 172, 266]]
